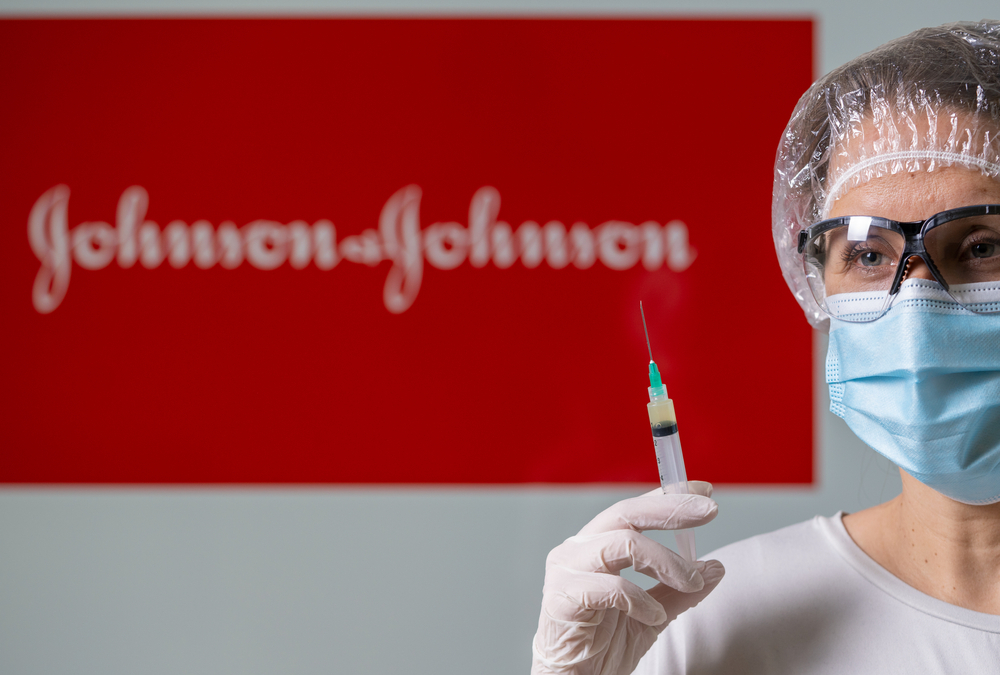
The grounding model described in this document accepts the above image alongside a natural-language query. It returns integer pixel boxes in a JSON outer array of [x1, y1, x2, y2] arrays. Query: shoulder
[[636, 513, 1000, 675], [708, 514, 832, 571], [704, 514, 851, 600], [635, 514, 859, 675], [690, 514, 850, 619]]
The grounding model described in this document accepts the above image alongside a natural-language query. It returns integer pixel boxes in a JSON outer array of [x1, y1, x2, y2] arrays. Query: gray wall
[[0, 2, 993, 674]]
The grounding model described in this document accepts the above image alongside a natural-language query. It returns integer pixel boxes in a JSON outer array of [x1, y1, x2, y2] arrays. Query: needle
[[640, 301, 654, 362]]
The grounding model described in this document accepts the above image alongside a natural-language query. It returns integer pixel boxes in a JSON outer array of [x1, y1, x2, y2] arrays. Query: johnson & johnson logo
[[28, 184, 696, 314]]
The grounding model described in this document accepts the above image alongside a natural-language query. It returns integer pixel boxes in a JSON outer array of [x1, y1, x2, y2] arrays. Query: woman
[[531, 21, 1000, 674]]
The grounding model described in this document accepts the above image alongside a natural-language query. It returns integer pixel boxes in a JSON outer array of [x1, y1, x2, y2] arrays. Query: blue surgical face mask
[[826, 280, 1000, 505]]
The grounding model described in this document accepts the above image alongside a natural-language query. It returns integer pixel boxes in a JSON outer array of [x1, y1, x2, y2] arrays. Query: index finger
[[577, 490, 718, 536]]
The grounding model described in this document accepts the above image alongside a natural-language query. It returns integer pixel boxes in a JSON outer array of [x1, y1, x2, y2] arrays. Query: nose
[[903, 255, 936, 281]]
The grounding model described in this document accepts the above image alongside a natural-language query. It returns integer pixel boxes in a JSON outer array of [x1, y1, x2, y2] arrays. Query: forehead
[[827, 167, 1000, 221], [822, 108, 1000, 219]]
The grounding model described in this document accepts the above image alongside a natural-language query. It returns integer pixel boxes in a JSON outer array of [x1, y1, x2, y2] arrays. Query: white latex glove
[[531, 483, 724, 675]]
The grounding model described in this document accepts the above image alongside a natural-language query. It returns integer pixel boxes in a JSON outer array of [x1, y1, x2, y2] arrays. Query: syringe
[[640, 302, 697, 563]]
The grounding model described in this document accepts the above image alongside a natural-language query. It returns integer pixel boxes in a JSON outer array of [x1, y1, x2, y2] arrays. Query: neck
[[844, 470, 1000, 614]]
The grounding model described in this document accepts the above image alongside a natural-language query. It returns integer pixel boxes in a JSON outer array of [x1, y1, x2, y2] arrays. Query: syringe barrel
[[649, 397, 697, 563], [652, 430, 697, 562], [652, 429, 688, 494]]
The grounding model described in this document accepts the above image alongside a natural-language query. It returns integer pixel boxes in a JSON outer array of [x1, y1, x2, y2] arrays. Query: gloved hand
[[530, 484, 724, 675]]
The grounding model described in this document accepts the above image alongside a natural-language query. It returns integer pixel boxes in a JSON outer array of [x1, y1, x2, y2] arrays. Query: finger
[[687, 480, 713, 497], [542, 567, 669, 626], [637, 481, 713, 498], [647, 559, 726, 625], [578, 491, 718, 536], [549, 529, 705, 592]]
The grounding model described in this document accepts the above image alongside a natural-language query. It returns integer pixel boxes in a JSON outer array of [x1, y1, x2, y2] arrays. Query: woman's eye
[[970, 242, 997, 258], [835, 237, 898, 272], [858, 251, 885, 266]]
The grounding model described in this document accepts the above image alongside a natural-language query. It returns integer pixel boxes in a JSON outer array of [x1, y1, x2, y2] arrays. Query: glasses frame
[[797, 203, 1000, 299]]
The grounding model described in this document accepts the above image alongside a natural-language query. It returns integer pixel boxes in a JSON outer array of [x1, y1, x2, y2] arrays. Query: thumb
[[646, 559, 725, 625]]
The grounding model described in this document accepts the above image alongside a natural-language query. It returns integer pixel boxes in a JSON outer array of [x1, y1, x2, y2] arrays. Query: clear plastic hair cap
[[772, 20, 1000, 330]]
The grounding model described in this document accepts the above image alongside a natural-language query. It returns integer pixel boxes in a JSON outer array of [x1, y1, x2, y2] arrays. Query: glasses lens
[[924, 213, 1000, 313], [802, 219, 904, 321]]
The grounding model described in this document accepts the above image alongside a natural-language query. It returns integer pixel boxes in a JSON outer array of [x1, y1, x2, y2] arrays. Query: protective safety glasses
[[797, 204, 1000, 322]]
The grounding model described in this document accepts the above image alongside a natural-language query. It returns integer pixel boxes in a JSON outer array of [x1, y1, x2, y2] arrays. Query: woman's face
[[822, 167, 1000, 295]]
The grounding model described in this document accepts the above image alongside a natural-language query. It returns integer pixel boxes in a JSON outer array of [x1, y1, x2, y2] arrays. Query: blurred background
[[0, 2, 995, 674]]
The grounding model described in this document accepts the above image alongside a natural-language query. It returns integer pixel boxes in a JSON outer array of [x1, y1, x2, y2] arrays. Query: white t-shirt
[[635, 513, 1000, 674]]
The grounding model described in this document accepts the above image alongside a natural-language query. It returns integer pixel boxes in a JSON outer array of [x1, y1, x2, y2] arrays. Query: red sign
[[0, 19, 814, 484]]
